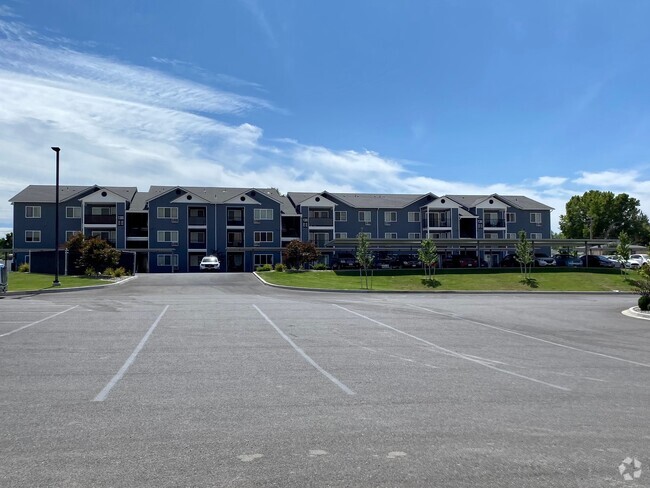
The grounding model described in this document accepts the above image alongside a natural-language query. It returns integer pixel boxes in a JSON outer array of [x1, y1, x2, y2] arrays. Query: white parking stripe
[[409, 304, 650, 368], [93, 305, 170, 402], [335, 304, 570, 392], [0, 306, 78, 338], [253, 305, 356, 396]]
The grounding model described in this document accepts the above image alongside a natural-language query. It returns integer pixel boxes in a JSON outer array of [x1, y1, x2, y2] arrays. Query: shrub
[[313, 263, 328, 270], [256, 264, 273, 272], [113, 267, 127, 277], [639, 295, 650, 311], [274, 263, 285, 272], [17, 263, 29, 273], [103, 267, 114, 277], [85, 267, 97, 276]]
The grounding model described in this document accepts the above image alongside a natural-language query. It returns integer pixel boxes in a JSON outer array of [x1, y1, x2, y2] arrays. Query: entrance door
[[227, 252, 245, 272]]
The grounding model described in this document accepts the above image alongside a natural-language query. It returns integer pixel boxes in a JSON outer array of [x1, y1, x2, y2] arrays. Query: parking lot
[[1, 274, 649, 487]]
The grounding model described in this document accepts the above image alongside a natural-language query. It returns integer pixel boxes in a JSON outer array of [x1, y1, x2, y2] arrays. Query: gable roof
[[288, 192, 437, 209], [9, 185, 137, 203], [447, 194, 553, 211]]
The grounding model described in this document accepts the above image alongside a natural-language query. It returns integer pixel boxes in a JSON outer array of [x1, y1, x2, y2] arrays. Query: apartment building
[[10, 185, 553, 273]]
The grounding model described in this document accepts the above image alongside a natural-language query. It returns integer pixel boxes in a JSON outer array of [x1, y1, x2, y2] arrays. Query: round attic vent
[[101, 191, 107, 197], [315, 197, 321, 202], [186, 195, 192, 200], [441, 198, 446, 204], [240, 196, 246, 201], [489, 199, 494, 204]]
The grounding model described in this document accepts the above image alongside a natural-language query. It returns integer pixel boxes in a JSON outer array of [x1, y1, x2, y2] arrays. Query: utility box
[[0, 263, 7, 294]]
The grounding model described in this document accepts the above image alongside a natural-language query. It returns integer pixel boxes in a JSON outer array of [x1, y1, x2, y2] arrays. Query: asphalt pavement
[[1, 273, 649, 487]]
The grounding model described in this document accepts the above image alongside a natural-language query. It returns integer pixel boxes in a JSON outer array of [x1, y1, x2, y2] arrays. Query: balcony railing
[[227, 239, 244, 247], [311, 239, 329, 247], [188, 217, 207, 226], [227, 219, 245, 226], [309, 218, 333, 226], [484, 219, 506, 228], [85, 215, 116, 225]]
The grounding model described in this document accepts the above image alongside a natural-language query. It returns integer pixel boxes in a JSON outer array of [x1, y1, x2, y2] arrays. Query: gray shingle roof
[[288, 192, 437, 209], [447, 194, 553, 211], [9, 185, 137, 203]]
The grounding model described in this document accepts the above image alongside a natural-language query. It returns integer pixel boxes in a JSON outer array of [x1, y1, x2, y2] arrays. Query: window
[[254, 254, 274, 266], [428, 211, 449, 227], [408, 212, 420, 222], [254, 208, 274, 220], [189, 207, 205, 218], [91, 230, 116, 242], [25, 230, 41, 242], [408, 232, 421, 239], [427, 232, 450, 239], [335, 211, 347, 221], [358, 211, 372, 223], [189, 231, 206, 244], [530, 213, 542, 224], [228, 231, 244, 246], [91, 206, 116, 216], [309, 232, 329, 246], [25, 206, 41, 218], [506, 212, 516, 223], [360, 232, 371, 238], [384, 211, 397, 223], [157, 207, 178, 220], [254, 231, 273, 243], [507, 233, 518, 240], [157, 254, 178, 267], [309, 209, 330, 219], [530, 233, 542, 239], [227, 208, 244, 223], [66, 206, 81, 219], [157, 230, 179, 243], [66, 230, 80, 241], [484, 232, 499, 239], [189, 254, 202, 267], [334, 232, 347, 239], [384, 232, 397, 239]]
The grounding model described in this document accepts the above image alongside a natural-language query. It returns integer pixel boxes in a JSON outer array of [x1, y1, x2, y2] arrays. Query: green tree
[[615, 231, 631, 274], [0, 232, 12, 249], [515, 230, 534, 281], [283, 240, 320, 269], [355, 233, 374, 289], [418, 238, 438, 281], [559, 191, 650, 244], [78, 236, 121, 274]]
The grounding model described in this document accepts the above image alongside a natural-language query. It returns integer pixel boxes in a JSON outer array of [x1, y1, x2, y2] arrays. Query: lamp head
[[51, 146, 60, 152]]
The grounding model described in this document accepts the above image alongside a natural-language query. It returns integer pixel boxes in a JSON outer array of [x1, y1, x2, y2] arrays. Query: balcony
[[188, 217, 207, 226], [484, 219, 506, 228], [309, 218, 333, 227], [85, 215, 117, 225]]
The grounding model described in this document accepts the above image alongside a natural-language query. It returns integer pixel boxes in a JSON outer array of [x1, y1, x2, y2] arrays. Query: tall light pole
[[51, 147, 61, 286]]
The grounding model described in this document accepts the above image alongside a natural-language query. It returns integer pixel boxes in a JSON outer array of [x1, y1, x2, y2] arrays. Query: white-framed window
[[384, 211, 397, 223], [254, 254, 274, 266], [408, 232, 421, 239], [157, 230, 179, 243], [427, 232, 450, 239], [254, 208, 274, 220], [25, 206, 41, 218], [335, 232, 348, 239], [66, 206, 81, 219], [358, 211, 372, 223], [25, 230, 41, 242], [91, 206, 116, 216], [157, 254, 178, 267], [530, 233, 542, 239], [254, 231, 273, 243], [335, 211, 347, 222], [309, 209, 330, 219], [484, 232, 499, 239], [507, 233, 518, 239], [360, 232, 372, 238], [66, 230, 80, 241], [408, 212, 420, 222], [384, 232, 397, 239], [506, 212, 516, 223], [157, 207, 179, 220], [91, 230, 116, 242], [530, 213, 542, 224], [189, 231, 205, 244]]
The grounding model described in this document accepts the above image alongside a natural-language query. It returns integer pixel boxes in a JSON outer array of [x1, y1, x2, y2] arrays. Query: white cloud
[[534, 176, 568, 187]]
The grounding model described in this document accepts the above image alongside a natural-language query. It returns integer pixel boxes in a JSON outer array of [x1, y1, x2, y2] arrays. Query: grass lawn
[[257, 268, 639, 292], [5, 272, 115, 292]]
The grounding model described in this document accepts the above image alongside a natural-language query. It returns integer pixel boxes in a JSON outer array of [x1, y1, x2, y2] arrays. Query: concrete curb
[[1, 275, 137, 297], [622, 307, 650, 321]]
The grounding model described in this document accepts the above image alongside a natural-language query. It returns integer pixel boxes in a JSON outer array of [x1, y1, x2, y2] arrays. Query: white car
[[627, 254, 650, 269], [199, 256, 220, 271]]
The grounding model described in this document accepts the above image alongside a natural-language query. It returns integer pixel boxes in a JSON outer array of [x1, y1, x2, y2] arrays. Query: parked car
[[443, 255, 479, 268], [553, 254, 583, 267], [602, 255, 624, 268], [627, 254, 650, 269], [199, 255, 220, 271], [533, 253, 556, 267], [332, 253, 359, 270], [500, 254, 520, 267], [390, 254, 421, 268], [580, 255, 615, 268]]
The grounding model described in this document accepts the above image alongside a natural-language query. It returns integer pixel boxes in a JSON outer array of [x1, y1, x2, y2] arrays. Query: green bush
[[313, 263, 328, 270], [639, 295, 650, 311], [113, 267, 127, 277], [84, 267, 97, 276], [274, 263, 285, 272], [17, 263, 29, 273], [256, 264, 273, 272], [103, 267, 114, 277]]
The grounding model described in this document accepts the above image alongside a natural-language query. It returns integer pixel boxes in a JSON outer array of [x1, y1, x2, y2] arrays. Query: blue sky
[[1, 0, 650, 234]]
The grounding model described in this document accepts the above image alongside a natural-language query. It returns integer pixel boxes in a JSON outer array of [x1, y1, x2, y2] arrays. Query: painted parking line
[[253, 305, 356, 396], [334, 304, 571, 392], [93, 305, 170, 402], [0, 306, 78, 338], [409, 304, 650, 369]]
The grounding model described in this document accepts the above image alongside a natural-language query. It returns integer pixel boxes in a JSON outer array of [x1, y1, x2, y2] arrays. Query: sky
[[1, 0, 650, 235]]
